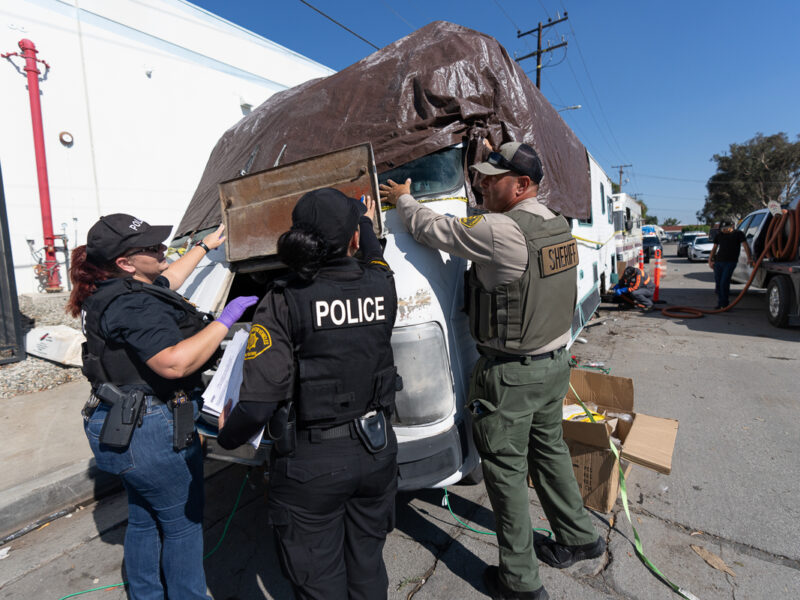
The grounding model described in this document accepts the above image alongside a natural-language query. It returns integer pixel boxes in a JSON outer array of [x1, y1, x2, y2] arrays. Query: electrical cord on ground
[[57, 470, 251, 600], [661, 207, 798, 319], [441, 487, 553, 538]]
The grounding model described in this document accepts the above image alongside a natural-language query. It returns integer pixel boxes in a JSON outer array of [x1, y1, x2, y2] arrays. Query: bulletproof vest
[[81, 278, 216, 398], [465, 210, 578, 352], [282, 262, 398, 428]]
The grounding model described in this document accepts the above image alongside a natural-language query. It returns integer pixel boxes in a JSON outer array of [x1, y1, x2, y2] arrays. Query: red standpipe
[[7, 39, 61, 291]]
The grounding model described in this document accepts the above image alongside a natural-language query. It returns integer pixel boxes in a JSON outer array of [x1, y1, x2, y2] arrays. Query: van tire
[[767, 275, 792, 328], [460, 463, 484, 485]]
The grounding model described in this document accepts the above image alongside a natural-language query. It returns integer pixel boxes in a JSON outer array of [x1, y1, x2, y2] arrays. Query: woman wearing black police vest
[[218, 189, 400, 600], [67, 214, 257, 600]]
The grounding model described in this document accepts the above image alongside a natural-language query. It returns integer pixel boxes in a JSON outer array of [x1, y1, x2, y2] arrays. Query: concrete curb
[[0, 458, 121, 540]]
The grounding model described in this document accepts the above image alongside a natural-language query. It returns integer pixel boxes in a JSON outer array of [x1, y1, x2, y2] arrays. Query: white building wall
[[1, 0, 334, 294]]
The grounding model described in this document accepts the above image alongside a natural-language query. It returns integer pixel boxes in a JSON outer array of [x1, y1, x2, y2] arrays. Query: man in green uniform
[[381, 142, 604, 600]]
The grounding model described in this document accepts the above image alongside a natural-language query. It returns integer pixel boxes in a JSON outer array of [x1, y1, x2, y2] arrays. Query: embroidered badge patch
[[245, 324, 272, 360], [459, 215, 484, 228]]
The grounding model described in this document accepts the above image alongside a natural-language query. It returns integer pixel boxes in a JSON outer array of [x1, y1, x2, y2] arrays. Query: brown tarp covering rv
[[176, 20, 590, 238]]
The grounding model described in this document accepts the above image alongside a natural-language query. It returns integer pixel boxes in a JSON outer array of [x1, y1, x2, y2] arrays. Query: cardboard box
[[562, 369, 679, 513]]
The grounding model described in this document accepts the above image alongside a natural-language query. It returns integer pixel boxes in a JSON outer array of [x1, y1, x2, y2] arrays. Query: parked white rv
[[612, 193, 644, 265], [171, 21, 609, 491], [569, 154, 616, 339]]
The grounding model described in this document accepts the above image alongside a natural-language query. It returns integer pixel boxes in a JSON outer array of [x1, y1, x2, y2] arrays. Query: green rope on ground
[[203, 470, 250, 559], [57, 470, 250, 600], [442, 488, 553, 538], [58, 583, 127, 599]]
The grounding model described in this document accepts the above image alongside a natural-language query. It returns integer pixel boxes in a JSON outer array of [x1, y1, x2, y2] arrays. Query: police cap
[[86, 213, 172, 265], [292, 188, 367, 251]]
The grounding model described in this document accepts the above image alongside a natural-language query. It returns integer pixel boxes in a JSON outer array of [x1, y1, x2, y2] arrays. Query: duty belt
[[81, 392, 170, 421], [477, 346, 563, 363], [303, 421, 358, 442]]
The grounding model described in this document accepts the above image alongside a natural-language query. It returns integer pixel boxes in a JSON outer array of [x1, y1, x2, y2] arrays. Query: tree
[[662, 217, 680, 226], [635, 198, 658, 224], [698, 132, 800, 223]]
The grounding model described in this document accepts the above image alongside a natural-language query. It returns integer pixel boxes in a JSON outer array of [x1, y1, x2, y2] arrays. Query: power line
[[297, 0, 379, 50], [558, 1, 629, 165], [492, 0, 521, 30], [378, 0, 415, 31]]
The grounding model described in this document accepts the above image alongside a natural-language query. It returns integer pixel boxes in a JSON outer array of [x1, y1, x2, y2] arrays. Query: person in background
[[67, 214, 257, 599], [381, 142, 604, 600], [613, 265, 655, 310], [218, 191, 400, 600], [708, 218, 753, 309]]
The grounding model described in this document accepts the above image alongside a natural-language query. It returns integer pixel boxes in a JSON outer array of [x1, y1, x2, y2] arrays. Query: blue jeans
[[713, 261, 737, 307], [86, 397, 210, 600]]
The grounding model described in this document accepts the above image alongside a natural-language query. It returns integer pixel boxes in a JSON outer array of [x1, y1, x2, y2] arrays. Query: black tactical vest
[[465, 210, 578, 352], [281, 262, 398, 428], [81, 278, 216, 398]]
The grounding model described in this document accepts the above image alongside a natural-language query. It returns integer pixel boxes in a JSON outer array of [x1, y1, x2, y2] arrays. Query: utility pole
[[516, 13, 568, 89], [611, 164, 632, 191]]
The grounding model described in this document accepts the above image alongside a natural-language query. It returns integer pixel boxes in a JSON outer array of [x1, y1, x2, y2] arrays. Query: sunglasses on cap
[[124, 243, 165, 257], [487, 151, 519, 173]]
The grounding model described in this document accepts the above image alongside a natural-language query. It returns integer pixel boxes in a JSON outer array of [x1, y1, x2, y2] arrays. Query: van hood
[[176, 20, 590, 238]]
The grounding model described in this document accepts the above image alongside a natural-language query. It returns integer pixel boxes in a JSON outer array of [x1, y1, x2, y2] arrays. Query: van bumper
[[396, 417, 475, 491]]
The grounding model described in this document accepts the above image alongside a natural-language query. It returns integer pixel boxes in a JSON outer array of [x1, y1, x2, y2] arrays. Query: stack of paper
[[201, 328, 264, 449]]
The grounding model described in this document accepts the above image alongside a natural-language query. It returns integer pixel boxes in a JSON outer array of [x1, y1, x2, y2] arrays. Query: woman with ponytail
[[70, 214, 256, 599], [218, 189, 400, 600]]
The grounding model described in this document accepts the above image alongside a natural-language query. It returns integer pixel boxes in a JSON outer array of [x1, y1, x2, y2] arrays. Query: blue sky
[[193, 0, 800, 224]]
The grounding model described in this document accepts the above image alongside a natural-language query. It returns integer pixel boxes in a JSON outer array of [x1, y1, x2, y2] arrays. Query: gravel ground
[[0, 294, 86, 399]]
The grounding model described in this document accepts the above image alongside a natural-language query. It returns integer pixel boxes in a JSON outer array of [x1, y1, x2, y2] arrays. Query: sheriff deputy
[[380, 142, 604, 600], [217, 189, 400, 600]]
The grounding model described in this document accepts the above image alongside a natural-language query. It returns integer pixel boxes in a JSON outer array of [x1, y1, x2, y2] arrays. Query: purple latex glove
[[217, 296, 259, 328]]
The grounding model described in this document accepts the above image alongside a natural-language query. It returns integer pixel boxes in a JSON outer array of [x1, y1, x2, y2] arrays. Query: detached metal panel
[[0, 162, 26, 365]]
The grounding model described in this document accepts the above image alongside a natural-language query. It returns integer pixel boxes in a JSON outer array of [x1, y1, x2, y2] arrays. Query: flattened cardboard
[[621, 413, 679, 474]]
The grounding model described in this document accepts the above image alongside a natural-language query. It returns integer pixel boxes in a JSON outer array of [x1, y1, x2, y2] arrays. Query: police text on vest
[[315, 297, 385, 327]]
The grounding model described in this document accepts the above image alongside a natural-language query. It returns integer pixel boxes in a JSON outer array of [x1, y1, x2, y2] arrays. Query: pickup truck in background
[[732, 202, 800, 327]]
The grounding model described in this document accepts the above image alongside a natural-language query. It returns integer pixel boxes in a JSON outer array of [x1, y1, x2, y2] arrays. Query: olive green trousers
[[469, 349, 598, 591]]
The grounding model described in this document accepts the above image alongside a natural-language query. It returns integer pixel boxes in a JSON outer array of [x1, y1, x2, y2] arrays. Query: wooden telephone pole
[[516, 13, 569, 89], [612, 164, 633, 190]]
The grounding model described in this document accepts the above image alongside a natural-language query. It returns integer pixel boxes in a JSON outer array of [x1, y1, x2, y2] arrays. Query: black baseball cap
[[470, 142, 544, 184], [86, 213, 172, 265], [720, 217, 734, 227], [292, 188, 367, 251]]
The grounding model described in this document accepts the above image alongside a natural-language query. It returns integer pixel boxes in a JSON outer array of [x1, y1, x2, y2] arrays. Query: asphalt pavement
[[1, 246, 798, 599]]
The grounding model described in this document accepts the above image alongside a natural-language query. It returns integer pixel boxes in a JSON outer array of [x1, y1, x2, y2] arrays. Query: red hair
[[66, 246, 118, 317]]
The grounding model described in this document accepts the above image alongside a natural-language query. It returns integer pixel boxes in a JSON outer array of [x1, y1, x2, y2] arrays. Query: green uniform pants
[[469, 349, 598, 592]]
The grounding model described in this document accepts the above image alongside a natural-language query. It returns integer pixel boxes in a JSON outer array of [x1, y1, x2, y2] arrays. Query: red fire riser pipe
[[19, 38, 61, 291]]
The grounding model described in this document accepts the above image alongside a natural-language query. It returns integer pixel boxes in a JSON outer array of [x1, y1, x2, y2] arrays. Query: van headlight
[[390, 322, 455, 426]]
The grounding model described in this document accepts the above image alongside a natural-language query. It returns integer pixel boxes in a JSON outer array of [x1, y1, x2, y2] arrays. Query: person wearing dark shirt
[[708, 218, 753, 308], [218, 190, 399, 600], [67, 214, 256, 599]]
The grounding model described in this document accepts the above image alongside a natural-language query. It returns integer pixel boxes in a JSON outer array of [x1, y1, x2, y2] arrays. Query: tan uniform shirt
[[396, 194, 572, 354]]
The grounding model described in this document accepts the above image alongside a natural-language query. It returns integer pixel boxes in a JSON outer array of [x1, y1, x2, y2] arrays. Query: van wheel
[[767, 276, 793, 328], [460, 463, 484, 485]]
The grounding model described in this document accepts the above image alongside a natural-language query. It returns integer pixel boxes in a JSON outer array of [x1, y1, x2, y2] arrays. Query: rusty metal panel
[[219, 144, 381, 264]]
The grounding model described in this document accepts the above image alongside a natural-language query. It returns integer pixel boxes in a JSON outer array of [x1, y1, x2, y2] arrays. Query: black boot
[[534, 536, 606, 569]]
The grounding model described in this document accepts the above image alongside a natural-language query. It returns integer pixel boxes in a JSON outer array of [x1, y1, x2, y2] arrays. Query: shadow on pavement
[[395, 486, 493, 595]]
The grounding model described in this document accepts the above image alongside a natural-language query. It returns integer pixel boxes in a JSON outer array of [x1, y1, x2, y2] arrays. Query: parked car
[[677, 231, 705, 257], [642, 235, 663, 263], [687, 236, 714, 262]]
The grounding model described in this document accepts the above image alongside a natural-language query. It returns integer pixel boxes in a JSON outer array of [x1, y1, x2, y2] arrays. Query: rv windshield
[[379, 146, 464, 200]]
